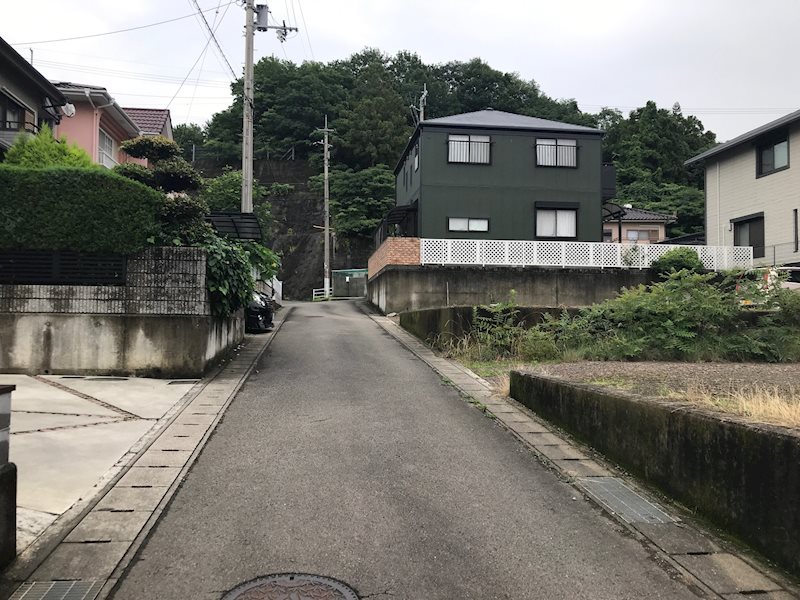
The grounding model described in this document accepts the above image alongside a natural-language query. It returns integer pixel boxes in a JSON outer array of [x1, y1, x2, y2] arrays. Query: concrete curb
[[3, 308, 292, 600], [362, 302, 799, 599]]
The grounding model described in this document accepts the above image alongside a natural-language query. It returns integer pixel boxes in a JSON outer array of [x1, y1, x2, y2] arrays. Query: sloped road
[[110, 300, 696, 600]]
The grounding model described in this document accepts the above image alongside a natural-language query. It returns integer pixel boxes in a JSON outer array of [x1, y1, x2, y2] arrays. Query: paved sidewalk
[[1, 308, 290, 599]]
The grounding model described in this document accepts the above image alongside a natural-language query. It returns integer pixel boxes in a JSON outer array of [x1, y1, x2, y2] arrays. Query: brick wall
[[368, 237, 421, 280], [0, 247, 210, 316]]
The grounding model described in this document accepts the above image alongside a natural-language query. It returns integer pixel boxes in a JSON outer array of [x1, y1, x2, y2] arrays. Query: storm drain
[[167, 379, 200, 385], [578, 476, 674, 524], [222, 573, 359, 599], [10, 580, 103, 600]]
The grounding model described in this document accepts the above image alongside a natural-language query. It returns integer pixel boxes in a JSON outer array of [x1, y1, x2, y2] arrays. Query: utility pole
[[317, 115, 334, 298], [241, 2, 297, 213], [241, 0, 255, 212]]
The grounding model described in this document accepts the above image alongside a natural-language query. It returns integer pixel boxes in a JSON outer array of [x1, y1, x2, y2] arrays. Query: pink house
[[53, 82, 141, 168]]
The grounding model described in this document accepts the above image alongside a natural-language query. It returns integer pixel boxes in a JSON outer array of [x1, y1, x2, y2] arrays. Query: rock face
[[196, 158, 372, 300]]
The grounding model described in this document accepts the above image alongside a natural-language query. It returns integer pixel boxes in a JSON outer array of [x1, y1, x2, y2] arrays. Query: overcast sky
[[3, 0, 799, 141]]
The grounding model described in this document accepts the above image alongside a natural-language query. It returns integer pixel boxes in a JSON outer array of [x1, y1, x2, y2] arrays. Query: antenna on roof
[[410, 83, 428, 126]]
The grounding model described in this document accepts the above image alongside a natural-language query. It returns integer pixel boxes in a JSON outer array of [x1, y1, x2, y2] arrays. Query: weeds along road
[[110, 300, 697, 600]]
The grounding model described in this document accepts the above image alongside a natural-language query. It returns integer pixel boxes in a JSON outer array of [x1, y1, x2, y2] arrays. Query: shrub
[[159, 192, 213, 245], [0, 165, 162, 254], [198, 169, 278, 240], [200, 234, 254, 317], [519, 328, 560, 362], [650, 247, 704, 275], [113, 162, 156, 188], [152, 157, 201, 192], [4, 124, 93, 168], [120, 135, 180, 161]]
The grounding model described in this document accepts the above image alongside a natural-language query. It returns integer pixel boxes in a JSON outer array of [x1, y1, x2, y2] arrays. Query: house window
[[733, 214, 765, 259], [603, 229, 613, 242], [448, 134, 491, 164], [626, 229, 659, 242], [536, 209, 577, 238], [0, 95, 23, 131], [98, 129, 117, 169], [413, 144, 419, 171], [536, 138, 577, 167], [757, 137, 789, 176], [448, 217, 489, 232]]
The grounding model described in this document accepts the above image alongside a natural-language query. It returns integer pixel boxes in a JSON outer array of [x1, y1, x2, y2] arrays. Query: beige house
[[686, 109, 800, 266], [602, 206, 675, 243]]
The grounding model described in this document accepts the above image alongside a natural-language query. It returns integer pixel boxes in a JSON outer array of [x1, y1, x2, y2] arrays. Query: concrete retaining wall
[[0, 313, 242, 378], [368, 265, 653, 313], [399, 305, 579, 345], [509, 372, 800, 574], [0, 385, 15, 569]]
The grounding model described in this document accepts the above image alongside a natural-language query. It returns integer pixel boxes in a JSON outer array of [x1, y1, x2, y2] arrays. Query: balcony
[[0, 121, 37, 150]]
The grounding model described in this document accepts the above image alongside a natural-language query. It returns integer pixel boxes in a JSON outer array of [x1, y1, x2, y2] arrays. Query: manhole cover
[[222, 574, 358, 600]]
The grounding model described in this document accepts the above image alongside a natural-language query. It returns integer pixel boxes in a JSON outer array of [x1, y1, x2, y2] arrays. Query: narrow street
[[110, 300, 696, 599]]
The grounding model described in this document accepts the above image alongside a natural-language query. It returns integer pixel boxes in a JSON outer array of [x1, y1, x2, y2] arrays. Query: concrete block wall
[[368, 237, 421, 280], [0, 247, 210, 316]]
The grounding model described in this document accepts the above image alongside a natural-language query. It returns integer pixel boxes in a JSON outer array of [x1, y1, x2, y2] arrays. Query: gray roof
[[422, 109, 603, 134], [618, 206, 676, 223], [685, 108, 800, 165]]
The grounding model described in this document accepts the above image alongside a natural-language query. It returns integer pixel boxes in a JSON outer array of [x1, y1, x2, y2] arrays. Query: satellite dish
[[61, 103, 76, 118]]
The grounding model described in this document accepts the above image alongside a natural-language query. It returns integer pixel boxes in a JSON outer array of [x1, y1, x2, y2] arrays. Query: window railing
[[0, 120, 38, 133], [419, 238, 753, 271], [99, 150, 118, 169], [448, 139, 491, 164], [536, 140, 577, 167]]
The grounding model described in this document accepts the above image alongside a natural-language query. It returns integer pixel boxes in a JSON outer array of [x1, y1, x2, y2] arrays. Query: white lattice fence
[[419, 239, 753, 271]]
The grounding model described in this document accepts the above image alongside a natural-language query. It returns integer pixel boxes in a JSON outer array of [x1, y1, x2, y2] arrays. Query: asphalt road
[[111, 300, 697, 600]]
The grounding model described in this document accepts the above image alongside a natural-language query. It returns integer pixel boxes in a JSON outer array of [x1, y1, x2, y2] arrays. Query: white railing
[[419, 239, 753, 271], [312, 288, 328, 300]]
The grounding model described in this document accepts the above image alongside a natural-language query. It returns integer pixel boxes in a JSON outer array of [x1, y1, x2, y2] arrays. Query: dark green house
[[388, 109, 607, 242]]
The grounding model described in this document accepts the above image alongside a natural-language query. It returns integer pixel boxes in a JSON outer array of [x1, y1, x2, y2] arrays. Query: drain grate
[[167, 379, 199, 385], [10, 580, 104, 600], [579, 476, 674, 524], [222, 573, 359, 600]]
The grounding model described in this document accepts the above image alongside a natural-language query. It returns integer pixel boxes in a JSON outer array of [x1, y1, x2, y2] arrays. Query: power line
[[11, 2, 237, 45], [189, 0, 238, 78], [35, 59, 229, 87], [186, 0, 228, 121], [295, 0, 315, 60]]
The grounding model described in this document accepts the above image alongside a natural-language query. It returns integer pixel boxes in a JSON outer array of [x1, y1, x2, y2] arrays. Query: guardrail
[[419, 239, 753, 271], [312, 288, 328, 301]]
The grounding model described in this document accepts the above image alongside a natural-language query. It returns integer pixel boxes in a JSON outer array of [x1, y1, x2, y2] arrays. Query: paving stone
[[520, 432, 566, 446], [536, 445, 589, 461], [65, 510, 151, 542], [551, 459, 610, 477], [508, 420, 551, 434], [722, 592, 795, 599], [634, 523, 720, 555], [150, 435, 203, 451], [674, 553, 783, 594], [495, 411, 530, 424], [135, 449, 192, 468], [483, 404, 517, 414], [117, 466, 181, 487], [32, 541, 130, 580], [95, 486, 168, 512]]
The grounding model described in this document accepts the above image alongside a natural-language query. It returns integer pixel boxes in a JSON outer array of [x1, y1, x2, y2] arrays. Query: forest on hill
[[176, 48, 718, 252]]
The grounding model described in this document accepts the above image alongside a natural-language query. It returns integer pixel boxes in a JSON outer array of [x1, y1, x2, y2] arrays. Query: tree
[[309, 165, 395, 239], [4, 124, 93, 168], [117, 135, 201, 192], [173, 123, 205, 160]]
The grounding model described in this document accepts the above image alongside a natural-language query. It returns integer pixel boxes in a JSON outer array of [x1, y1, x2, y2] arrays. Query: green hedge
[[0, 165, 163, 255]]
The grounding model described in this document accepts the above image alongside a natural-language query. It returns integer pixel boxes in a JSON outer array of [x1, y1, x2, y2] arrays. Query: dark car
[[245, 291, 274, 333]]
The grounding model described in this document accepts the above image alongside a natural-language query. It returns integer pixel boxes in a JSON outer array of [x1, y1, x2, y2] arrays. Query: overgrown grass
[[675, 385, 800, 428], [436, 271, 800, 364]]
